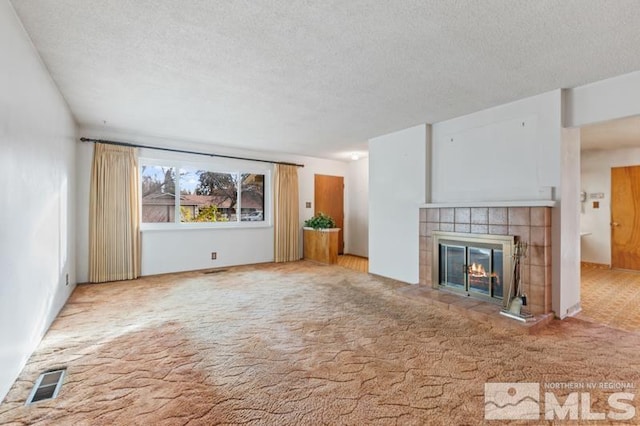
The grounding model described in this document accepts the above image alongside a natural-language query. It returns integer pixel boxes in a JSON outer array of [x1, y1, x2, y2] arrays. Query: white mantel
[[419, 200, 556, 208]]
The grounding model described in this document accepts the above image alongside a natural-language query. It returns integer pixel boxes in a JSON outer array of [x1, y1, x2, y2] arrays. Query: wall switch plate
[[211, 252, 217, 260], [306, 202, 312, 208]]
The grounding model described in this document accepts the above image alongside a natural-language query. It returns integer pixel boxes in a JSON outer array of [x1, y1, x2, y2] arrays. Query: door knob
[[611, 222, 620, 227]]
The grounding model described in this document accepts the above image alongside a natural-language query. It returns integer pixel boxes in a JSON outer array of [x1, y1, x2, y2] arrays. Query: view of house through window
[[141, 163, 265, 224], [240, 174, 265, 222], [141, 165, 177, 223]]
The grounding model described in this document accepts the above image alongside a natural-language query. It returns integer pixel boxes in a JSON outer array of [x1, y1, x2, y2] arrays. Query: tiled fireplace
[[419, 205, 552, 315]]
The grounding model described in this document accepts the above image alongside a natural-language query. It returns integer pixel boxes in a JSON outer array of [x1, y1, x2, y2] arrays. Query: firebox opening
[[433, 232, 514, 306]]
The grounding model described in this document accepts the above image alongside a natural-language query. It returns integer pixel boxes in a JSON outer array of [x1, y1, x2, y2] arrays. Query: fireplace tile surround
[[419, 205, 553, 315]]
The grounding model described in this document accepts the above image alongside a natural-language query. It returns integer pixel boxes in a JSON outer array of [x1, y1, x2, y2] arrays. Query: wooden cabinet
[[303, 228, 340, 264]]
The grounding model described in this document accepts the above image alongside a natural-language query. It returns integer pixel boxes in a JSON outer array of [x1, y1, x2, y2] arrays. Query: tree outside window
[[141, 163, 265, 225]]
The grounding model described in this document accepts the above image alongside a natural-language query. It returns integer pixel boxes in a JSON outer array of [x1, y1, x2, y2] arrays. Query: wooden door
[[314, 174, 344, 254], [611, 165, 640, 270]]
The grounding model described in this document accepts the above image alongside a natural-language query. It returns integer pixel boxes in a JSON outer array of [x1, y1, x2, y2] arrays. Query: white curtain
[[274, 164, 300, 262], [89, 143, 140, 282]]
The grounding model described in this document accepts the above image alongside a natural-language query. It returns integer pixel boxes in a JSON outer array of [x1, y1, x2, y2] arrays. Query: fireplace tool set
[[500, 240, 534, 322]]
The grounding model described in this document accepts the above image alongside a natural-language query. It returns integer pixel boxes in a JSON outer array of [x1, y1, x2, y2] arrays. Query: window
[[179, 168, 237, 223], [240, 174, 264, 222], [141, 165, 176, 223], [141, 161, 267, 226]]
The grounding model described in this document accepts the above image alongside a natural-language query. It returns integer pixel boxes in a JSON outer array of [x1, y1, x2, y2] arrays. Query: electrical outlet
[[65, 273, 69, 286], [211, 252, 217, 260]]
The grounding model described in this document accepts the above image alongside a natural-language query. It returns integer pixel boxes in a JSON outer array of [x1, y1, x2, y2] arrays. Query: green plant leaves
[[304, 212, 336, 229]]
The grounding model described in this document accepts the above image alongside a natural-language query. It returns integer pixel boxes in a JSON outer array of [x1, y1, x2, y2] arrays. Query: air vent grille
[[26, 369, 65, 405], [204, 269, 228, 274]]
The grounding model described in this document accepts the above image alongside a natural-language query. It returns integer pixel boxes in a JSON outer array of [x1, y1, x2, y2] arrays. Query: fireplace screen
[[434, 232, 512, 304]]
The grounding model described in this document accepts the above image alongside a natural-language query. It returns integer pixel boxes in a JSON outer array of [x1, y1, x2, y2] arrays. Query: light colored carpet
[[1, 261, 639, 425]]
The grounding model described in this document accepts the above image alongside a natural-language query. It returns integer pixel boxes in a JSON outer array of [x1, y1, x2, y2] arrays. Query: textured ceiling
[[10, 0, 640, 159]]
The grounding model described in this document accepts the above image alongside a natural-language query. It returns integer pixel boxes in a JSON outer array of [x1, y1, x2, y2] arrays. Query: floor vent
[[26, 369, 66, 405], [204, 269, 228, 274]]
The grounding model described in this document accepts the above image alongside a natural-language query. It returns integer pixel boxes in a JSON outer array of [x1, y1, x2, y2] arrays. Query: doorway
[[578, 115, 640, 331], [314, 174, 344, 254], [611, 165, 640, 270]]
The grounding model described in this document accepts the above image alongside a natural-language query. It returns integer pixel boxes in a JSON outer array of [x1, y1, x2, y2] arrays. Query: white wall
[[559, 128, 581, 317], [567, 70, 640, 128], [432, 90, 562, 202], [0, 2, 77, 401], [581, 147, 640, 265], [76, 129, 349, 280], [345, 158, 368, 257], [140, 227, 274, 275], [369, 125, 426, 284]]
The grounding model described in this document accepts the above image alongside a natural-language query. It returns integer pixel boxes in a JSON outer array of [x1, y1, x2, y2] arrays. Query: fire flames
[[468, 263, 487, 277]]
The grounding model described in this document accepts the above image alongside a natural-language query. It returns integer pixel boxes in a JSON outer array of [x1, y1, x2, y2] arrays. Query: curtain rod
[[80, 137, 304, 168]]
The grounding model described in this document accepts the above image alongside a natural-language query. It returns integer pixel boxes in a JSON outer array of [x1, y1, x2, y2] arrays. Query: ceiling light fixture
[[350, 153, 360, 161]]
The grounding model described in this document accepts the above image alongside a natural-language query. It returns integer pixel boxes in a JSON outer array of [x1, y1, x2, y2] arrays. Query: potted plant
[[303, 212, 340, 264], [303, 212, 336, 230]]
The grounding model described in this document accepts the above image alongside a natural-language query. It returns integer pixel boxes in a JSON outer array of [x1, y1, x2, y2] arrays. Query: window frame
[[139, 157, 271, 230]]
